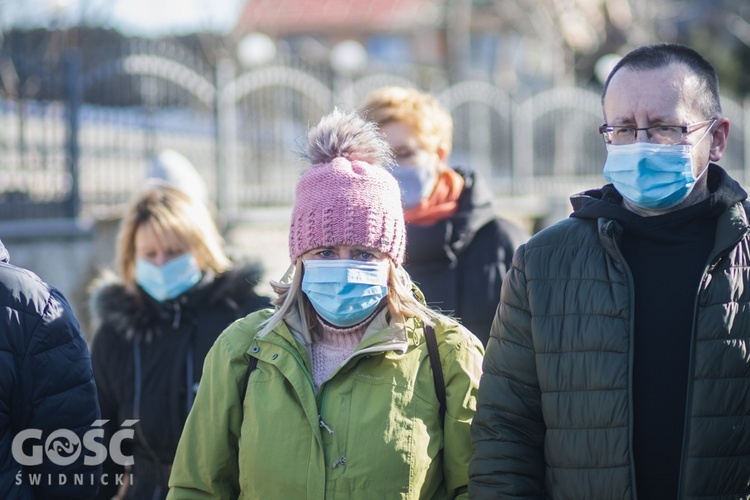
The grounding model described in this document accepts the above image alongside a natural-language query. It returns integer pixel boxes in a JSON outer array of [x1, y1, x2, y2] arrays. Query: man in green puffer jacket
[[470, 43, 750, 499]]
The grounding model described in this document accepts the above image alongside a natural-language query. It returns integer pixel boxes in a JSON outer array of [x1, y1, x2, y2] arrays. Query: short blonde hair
[[116, 181, 230, 288], [360, 86, 453, 157]]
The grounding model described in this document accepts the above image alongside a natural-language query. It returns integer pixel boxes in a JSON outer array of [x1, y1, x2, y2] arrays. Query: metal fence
[[1, 42, 749, 224]]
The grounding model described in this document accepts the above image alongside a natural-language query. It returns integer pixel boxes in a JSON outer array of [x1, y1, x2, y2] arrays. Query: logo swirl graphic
[[45, 430, 81, 466]]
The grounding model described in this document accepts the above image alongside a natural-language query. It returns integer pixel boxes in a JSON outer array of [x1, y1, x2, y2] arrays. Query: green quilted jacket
[[470, 168, 750, 499]]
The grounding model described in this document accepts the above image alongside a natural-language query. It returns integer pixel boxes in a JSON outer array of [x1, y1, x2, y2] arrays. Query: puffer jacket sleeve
[[90, 327, 124, 500], [469, 244, 546, 498], [19, 287, 102, 498], [440, 323, 485, 500], [167, 321, 250, 499]]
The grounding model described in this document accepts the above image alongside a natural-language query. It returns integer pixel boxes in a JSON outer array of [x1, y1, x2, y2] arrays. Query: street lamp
[[329, 39, 368, 108], [237, 32, 277, 68], [594, 54, 621, 86]]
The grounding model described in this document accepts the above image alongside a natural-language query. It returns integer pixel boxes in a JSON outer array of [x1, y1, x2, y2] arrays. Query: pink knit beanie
[[289, 110, 406, 264]]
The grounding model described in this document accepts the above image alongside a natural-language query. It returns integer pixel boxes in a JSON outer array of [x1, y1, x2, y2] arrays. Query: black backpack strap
[[424, 324, 447, 425], [241, 355, 259, 401]]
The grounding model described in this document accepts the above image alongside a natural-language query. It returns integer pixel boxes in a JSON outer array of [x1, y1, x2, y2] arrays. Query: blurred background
[[1, 0, 749, 335]]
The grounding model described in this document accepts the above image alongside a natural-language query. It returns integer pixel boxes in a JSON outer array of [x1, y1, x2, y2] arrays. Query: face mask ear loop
[[694, 119, 717, 147], [692, 120, 717, 180], [694, 157, 711, 183], [280, 263, 296, 285]]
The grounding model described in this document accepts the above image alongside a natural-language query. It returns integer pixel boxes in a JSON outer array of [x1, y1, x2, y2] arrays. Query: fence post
[[215, 57, 237, 220], [64, 50, 82, 219], [512, 98, 533, 195]]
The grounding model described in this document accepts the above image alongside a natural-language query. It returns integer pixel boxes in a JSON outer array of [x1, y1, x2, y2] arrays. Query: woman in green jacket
[[167, 109, 484, 499]]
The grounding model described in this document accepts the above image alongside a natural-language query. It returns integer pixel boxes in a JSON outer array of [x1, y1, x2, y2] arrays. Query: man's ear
[[709, 118, 730, 162]]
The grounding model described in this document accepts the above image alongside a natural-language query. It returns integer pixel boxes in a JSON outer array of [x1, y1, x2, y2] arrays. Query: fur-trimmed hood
[[0, 239, 9, 264], [89, 263, 268, 341]]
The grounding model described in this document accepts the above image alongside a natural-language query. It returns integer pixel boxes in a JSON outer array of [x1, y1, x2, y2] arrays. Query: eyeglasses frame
[[598, 118, 717, 145]]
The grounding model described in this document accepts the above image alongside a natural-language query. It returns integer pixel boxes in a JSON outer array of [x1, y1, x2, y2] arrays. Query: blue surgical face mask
[[301, 259, 389, 327], [391, 164, 438, 210], [135, 253, 202, 302], [603, 142, 708, 210]]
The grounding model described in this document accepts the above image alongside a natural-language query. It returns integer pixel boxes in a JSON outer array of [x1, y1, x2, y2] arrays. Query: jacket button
[[272, 353, 278, 360], [252, 346, 260, 353]]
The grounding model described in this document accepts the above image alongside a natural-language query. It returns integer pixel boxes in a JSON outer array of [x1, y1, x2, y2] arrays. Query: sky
[[0, 0, 245, 37]]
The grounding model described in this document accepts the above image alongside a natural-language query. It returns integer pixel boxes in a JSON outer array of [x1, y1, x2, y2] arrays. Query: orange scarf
[[404, 168, 465, 225]]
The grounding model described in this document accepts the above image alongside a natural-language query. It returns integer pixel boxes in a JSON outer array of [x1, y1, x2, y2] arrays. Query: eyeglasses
[[598, 119, 716, 145]]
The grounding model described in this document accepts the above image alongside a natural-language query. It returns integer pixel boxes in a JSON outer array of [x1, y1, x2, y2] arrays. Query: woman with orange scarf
[[360, 87, 529, 345]]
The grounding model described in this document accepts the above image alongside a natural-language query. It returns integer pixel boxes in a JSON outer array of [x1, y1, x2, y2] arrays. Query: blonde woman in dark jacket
[[360, 87, 528, 346], [89, 183, 269, 499]]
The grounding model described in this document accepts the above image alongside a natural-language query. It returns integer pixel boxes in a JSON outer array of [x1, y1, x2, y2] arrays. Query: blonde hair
[[116, 181, 230, 289], [258, 259, 436, 338], [360, 86, 453, 157]]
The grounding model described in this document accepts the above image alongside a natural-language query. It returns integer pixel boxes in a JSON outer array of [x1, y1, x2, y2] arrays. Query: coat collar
[[405, 168, 497, 265], [269, 306, 410, 357], [709, 199, 750, 264], [89, 264, 265, 341]]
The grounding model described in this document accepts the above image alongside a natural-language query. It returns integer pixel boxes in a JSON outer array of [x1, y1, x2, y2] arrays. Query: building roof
[[235, 0, 443, 37]]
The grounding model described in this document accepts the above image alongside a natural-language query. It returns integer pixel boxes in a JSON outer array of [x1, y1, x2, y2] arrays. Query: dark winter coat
[[470, 166, 750, 499], [404, 168, 528, 345], [89, 265, 269, 500], [0, 239, 101, 499]]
